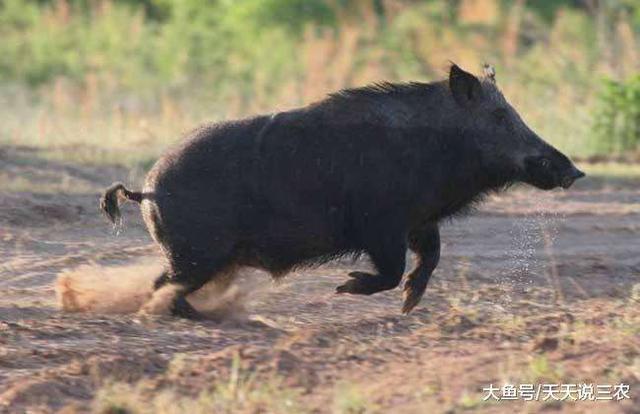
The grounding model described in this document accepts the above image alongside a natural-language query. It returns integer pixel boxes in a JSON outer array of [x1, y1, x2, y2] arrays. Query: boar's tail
[[100, 182, 143, 224]]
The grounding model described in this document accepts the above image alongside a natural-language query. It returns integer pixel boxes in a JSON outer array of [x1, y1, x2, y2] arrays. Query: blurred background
[[1, 0, 639, 169], [1, 4, 640, 412]]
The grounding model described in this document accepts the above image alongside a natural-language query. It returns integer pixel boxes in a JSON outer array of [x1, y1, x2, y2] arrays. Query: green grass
[[332, 382, 377, 414], [526, 355, 564, 383], [92, 353, 306, 414], [93, 377, 305, 414]]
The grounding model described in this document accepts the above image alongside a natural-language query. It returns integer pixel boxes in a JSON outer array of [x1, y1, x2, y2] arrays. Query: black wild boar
[[101, 64, 585, 318]]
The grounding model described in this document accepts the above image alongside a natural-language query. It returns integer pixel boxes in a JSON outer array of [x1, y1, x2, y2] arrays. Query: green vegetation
[[0, 0, 638, 166], [592, 75, 640, 154], [93, 359, 305, 414], [527, 355, 564, 383], [332, 382, 375, 414]]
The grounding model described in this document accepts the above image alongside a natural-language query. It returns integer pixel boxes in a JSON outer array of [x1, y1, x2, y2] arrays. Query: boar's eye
[[540, 158, 551, 168]]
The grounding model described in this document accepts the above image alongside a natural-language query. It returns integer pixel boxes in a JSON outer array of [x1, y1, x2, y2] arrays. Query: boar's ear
[[449, 63, 483, 107]]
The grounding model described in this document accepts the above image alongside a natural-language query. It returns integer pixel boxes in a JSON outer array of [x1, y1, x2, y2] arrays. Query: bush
[[592, 75, 640, 154]]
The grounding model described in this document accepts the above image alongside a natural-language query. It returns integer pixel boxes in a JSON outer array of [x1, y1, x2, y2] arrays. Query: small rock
[[272, 350, 300, 374], [532, 336, 559, 353]]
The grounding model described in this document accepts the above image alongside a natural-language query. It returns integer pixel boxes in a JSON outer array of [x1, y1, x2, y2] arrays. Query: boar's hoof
[[336, 271, 396, 295], [401, 282, 426, 314], [171, 296, 203, 320]]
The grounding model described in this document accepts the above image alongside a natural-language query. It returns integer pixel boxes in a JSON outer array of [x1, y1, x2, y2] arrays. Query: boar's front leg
[[336, 220, 407, 295], [402, 223, 440, 314]]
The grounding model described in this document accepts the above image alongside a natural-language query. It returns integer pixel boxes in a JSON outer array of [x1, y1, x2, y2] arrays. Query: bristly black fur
[[328, 81, 434, 101], [103, 63, 584, 318]]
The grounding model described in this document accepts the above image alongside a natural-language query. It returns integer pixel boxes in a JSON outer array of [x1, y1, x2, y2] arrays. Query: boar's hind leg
[[336, 223, 407, 295], [153, 251, 232, 319], [150, 269, 201, 319], [153, 270, 171, 290], [149, 270, 197, 319], [402, 223, 440, 314]]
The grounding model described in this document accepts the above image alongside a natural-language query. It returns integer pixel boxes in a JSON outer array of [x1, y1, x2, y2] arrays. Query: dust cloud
[[55, 259, 250, 321]]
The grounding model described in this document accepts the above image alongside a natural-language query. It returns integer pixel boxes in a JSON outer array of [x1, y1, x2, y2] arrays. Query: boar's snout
[[560, 167, 585, 189], [522, 144, 585, 191]]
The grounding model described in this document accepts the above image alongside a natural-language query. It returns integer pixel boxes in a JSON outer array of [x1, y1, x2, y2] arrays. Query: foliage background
[[1, 0, 639, 167]]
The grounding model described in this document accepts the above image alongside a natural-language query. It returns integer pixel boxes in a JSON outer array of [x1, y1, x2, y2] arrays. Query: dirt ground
[[0, 147, 639, 413]]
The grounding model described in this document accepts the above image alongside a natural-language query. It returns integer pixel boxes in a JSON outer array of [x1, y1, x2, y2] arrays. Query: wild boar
[[100, 64, 585, 318]]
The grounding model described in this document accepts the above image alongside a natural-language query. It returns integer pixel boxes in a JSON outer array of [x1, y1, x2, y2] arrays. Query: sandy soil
[[0, 147, 638, 413]]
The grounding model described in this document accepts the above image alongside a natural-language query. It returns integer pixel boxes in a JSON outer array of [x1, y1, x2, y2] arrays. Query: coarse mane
[[327, 80, 440, 102]]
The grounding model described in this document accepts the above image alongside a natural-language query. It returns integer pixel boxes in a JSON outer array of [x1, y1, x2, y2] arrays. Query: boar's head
[[447, 63, 585, 190]]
